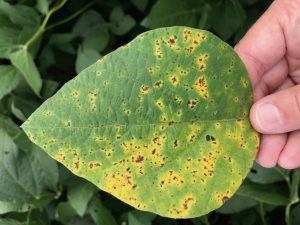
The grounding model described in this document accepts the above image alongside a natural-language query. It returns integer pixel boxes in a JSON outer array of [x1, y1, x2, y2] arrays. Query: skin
[[235, 0, 300, 169]]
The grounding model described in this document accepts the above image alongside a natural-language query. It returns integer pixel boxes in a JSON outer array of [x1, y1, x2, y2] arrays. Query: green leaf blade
[[9, 48, 42, 96], [22, 26, 258, 218]]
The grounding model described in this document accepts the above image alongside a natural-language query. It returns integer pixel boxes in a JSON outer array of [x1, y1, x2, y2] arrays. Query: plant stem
[[24, 0, 68, 48], [285, 204, 292, 225], [259, 202, 267, 225], [46, 0, 96, 31]]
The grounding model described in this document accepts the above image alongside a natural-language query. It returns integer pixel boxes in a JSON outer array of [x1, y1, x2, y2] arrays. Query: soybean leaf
[[217, 195, 258, 214], [0, 65, 21, 100], [0, 115, 20, 137], [141, 0, 203, 29], [0, 219, 23, 225], [128, 210, 156, 225], [22, 27, 258, 218], [88, 197, 118, 225], [0, 27, 19, 59], [41, 79, 61, 100], [208, 0, 246, 40], [0, 200, 31, 214], [109, 7, 136, 35], [0, 129, 58, 203], [290, 168, 300, 205], [228, 208, 258, 225], [291, 203, 300, 225], [67, 180, 96, 217], [9, 48, 42, 96], [237, 180, 289, 206], [11, 100, 27, 122], [36, 0, 53, 15], [75, 45, 101, 73], [0, 1, 40, 27], [130, 0, 148, 12], [247, 162, 286, 184], [72, 10, 107, 38], [55, 202, 77, 224]]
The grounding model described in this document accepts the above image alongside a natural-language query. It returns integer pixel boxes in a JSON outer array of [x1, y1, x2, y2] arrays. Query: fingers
[[250, 85, 300, 134], [278, 130, 300, 169], [234, 0, 286, 87], [256, 133, 287, 168], [252, 57, 288, 101]]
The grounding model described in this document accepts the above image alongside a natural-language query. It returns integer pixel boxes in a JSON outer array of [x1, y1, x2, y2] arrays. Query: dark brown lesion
[[154, 80, 163, 88], [206, 135, 216, 144], [188, 99, 198, 109], [222, 196, 229, 204]]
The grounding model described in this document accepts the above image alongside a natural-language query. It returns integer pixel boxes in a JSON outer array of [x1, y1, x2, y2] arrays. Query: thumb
[[250, 85, 300, 134]]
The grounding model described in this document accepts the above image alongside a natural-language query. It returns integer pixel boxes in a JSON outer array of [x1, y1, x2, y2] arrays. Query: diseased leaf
[[22, 27, 258, 218], [9, 48, 42, 96], [0, 65, 21, 100]]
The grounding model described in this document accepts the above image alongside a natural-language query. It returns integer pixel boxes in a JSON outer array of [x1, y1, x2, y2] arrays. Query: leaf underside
[[22, 26, 259, 218]]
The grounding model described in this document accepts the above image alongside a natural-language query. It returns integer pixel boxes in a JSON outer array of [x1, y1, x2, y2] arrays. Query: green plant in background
[[0, 0, 300, 225]]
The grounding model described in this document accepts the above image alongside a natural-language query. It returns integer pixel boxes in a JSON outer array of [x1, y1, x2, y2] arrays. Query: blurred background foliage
[[0, 0, 300, 225]]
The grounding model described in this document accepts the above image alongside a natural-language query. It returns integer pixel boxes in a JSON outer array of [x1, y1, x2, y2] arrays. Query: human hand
[[235, 0, 300, 169]]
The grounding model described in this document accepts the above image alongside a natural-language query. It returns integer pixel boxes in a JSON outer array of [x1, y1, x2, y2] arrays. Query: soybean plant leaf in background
[[237, 180, 289, 205], [0, 27, 19, 59], [247, 162, 287, 184], [217, 195, 258, 214], [22, 27, 258, 218], [130, 0, 148, 12], [9, 48, 42, 96], [67, 180, 96, 217], [141, 0, 203, 29], [0, 129, 59, 205], [35, 0, 53, 15], [0, 66, 21, 100], [109, 7, 136, 35], [75, 45, 101, 74], [0, 0, 40, 27]]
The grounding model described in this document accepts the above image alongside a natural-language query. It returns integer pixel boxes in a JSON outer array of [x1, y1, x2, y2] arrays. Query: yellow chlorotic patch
[[159, 170, 184, 188], [88, 91, 98, 112], [168, 74, 180, 86], [197, 54, 209, 72], [155, 39, 163, 59], [71, 90, 79, 97], [194, 75, 209, 99], [240, 77, 249, 88], [156, 99, 164, 109], [166, 195, 196, 218]]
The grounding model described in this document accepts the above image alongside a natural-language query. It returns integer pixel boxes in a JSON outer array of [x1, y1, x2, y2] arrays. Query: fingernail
[[255, 103, 283, 132]]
